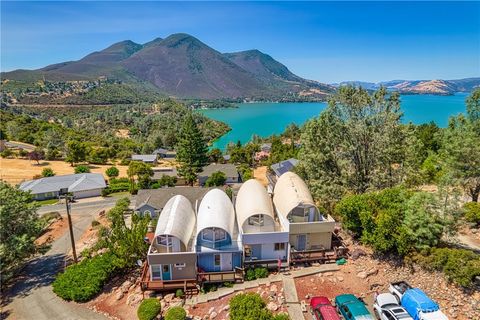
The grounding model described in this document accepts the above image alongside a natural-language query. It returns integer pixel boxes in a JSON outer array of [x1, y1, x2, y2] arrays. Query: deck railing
[[197, 268, 244, 283], [140, 262, 197, 292]]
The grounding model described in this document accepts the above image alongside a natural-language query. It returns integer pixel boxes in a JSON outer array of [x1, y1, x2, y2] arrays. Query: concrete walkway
[[187, 264, 340, 320]]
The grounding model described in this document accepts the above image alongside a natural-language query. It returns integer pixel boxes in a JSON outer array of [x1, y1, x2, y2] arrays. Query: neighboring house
[[235, 179, 289, 267], [152, 167, 184, 185], [135, 187, 210, 217], [198, 163, 240, 186], [273, 172, 336, 251], [19, 173, 106, 200], [131, 154, 157, 165], [153, 148, 176, 159], [147, 195, 197, 283], [260, 143, 272, 153], [268, 158, 299, 188], [195, 189, 243, 282]]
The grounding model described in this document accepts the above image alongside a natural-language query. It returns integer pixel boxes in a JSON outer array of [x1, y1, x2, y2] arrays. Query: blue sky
[[1, 1, 479, 83]]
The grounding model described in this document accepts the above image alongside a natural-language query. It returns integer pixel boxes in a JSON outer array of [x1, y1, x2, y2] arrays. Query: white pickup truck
[[388, 281, 449, 320]]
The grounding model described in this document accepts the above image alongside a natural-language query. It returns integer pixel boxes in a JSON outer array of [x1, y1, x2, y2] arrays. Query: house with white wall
[[235, 179, 289, 268]]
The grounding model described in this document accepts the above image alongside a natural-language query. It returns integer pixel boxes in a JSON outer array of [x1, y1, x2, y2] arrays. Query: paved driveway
[[3, 203, 115, 319]]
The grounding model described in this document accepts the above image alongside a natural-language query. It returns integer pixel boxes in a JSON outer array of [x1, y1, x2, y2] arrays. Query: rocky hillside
[[2, 33, 333, 101], [334, 77, 480, 95]]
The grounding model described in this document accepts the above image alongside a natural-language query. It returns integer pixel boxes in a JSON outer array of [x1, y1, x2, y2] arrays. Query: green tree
[[102, 198, 150, 267], [65, 140, 87, 166], [164, 306, 187, 320], [299, 87, 414, 211], [41, 167, 55, 177], [0, 182, 42, 282], [205, 171, 227, 187], [463, 202, 480, 225], [441, 115, 480, 202], [127, 161, 153, 190], [208, 148, 223, 163], [89, 148, 109, 165], [176, 113, 208, 185], [105, 166, 120, 179], [74, 165, 91, 174]]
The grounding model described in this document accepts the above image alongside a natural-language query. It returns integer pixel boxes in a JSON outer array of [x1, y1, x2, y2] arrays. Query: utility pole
[[59, 188, 77, 263]]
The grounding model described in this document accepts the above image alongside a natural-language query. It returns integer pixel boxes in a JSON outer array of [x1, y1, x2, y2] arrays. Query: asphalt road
[[37, 197, 122, 216], [4, 201, 115, 320]]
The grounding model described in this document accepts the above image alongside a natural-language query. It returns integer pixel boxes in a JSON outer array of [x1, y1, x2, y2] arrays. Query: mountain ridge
[[333, 77, 480, 95], [2, 33, 333, 101]]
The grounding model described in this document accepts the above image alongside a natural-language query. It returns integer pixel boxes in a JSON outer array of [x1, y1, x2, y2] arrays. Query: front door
[[220, 253, 232, 271], [251, 244, 262, 260], [162, 264, 171, 280], [297, 234, 307, 251]]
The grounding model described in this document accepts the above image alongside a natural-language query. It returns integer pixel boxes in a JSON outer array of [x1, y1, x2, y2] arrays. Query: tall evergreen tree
[[298, 86, 417, 211], [176, 113, 208, 185]]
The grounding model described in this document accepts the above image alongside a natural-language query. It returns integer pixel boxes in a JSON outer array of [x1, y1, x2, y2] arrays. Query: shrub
[[254, 267, 269, 279], [175, 288, 184, 298], [464, 202, 480, 225], [137, 298, 161, 320], [245, 268, 256, 281], [229, 293, 274, 320], [410, 248, 480, 288], [106, 166, 120, 179], [91, 220, 100, 227], [205, 171, 227, 187], [164, 306, 186, 320], [74, 165, 90, 174], [52, 252, 121, 302], [1, 148, 13, 158], [41, 167, 55, 177], [274, 313, 290, 320]]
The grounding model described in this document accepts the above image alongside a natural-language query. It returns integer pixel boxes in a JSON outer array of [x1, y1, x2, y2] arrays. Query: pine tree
[[176, 113, 208, 185]]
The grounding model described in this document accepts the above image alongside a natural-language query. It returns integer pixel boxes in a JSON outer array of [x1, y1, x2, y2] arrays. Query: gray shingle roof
[[135, 187, 212, 211], [132, 154, 157, 162], [19, 173, 106, 195], [198, 163, 239, 178], [271, 158, 299, 177]]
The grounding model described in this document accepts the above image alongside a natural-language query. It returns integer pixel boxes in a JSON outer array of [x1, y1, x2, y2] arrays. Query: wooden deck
[[197, 268, 244, 283], [140, 262, 198, 293]]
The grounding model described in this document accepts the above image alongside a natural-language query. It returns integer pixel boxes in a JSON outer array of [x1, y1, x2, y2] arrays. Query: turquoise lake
[[200, 93, 468, 150]]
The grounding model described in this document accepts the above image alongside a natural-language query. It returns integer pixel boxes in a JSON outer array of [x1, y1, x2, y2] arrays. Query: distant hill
[[334, 78, 480, 95], [1, 33, 333, 101]]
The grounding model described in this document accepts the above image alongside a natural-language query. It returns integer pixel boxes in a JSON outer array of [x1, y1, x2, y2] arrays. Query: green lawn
[[35, 199, 59, 206]]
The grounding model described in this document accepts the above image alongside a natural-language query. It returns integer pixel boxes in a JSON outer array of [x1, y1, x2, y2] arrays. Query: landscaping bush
[[273, 313, 290, 320], [464, 202, 480, 225], [74, 165, 90, 174], [229, 293, 276, 320], [409, 247, 480, 288], [254, 267, 269, 279], [137, 298, 161, 320], [105, 166, 119, 179], [52, 252, 121, 302], [175, 288, 184, 298], [246, 267, 269, 281], [164, 306, 187, 320], [205, 171, 227, 187], [91, 220, 100, 227], [41, 167, 55, 177], [245, 268, 256, 281]]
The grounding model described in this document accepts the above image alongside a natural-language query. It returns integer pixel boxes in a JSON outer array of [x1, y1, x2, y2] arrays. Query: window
[[274, 243, 285, 251], [314, 309, 324, 320], [174, 263, 186, 268], [162, 265, 170, 273], [214, 254, 221, 267], [384, 312, 395, 320], [151, 265, 161, 279], [248, 215, 264, 226], [157, 235, 172, 247], [202, 228, 226, 242], [144, 210, 152, 217]]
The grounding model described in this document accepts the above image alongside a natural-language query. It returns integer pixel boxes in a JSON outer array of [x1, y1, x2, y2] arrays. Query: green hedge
[[246, 267, 269, 281], [137, 298, 161, 320], [410, 248, 480, 288], [52, 252, 121, 302], [230, 293, 288, 320], [165, 306, 187, 320]]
